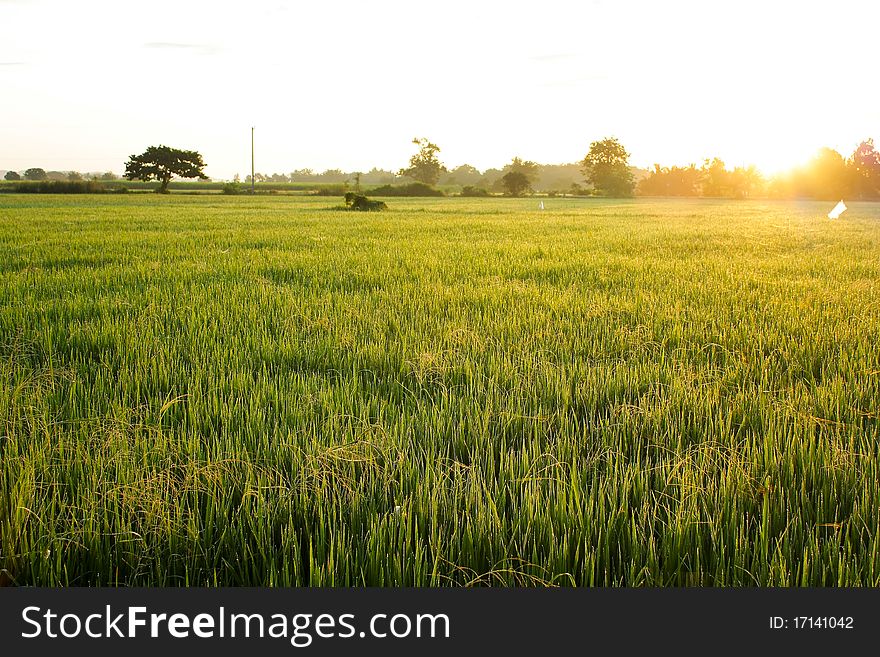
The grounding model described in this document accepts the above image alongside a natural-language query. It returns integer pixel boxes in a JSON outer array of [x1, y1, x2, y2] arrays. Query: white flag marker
[[827, 200, 847, 219], [538, 201, 545, 210]]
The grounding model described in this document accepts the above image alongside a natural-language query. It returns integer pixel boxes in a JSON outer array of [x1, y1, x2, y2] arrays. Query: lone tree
[[399, 137, 446, 185], [501, 157, 539, 196], [501, 171, 532, 197], [24, 167, 48, 181], [580, 137, 634, 197], [4, 171, 21, 181], [124, 145, 208, 193]]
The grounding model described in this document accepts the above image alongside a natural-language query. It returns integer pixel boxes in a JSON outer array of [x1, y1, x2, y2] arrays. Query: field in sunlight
[[1, 194, 878, 586]]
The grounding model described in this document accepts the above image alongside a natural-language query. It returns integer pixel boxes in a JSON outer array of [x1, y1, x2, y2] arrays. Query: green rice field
[[1, 194, 878, 586]]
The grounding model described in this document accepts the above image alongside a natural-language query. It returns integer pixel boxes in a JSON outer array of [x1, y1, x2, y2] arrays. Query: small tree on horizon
[[24, 167, 48, 181], [124, 145, 208, 193], [501, 170, 532, 197], [580, 137, 634, 197], [4, 171, 21, 181], [399, 137, 446, 186]]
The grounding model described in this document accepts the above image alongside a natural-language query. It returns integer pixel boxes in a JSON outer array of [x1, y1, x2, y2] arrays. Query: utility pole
[[251, 126, 255, 194]]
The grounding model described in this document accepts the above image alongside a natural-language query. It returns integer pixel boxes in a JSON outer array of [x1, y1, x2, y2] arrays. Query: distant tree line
[[3, 168, 120, 182], [322, 135, 880, 199], [234, 162, 600, 195], [637, 139, 880, 200], [6, 137, 878, 199], [229, 138, 637, 197]]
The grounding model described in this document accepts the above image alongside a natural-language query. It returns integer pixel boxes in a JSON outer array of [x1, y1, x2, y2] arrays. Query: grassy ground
[[0, 194, 878, 586]]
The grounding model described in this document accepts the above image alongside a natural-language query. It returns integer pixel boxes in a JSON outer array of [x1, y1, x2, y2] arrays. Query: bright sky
[[1, 0, 877, 180]]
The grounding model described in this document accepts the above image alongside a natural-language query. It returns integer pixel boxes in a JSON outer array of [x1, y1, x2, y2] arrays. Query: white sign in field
[[827, 200, 847, 220]]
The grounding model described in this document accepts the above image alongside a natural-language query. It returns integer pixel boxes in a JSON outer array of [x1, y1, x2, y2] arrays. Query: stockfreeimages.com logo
[[22, 606, 451, 647]]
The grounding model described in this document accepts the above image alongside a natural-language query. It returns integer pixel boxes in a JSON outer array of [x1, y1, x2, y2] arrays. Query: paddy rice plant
[[0, 194, 878, 586]]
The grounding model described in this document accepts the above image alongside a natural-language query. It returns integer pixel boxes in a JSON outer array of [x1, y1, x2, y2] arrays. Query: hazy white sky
[[1, 0, 878, 179]]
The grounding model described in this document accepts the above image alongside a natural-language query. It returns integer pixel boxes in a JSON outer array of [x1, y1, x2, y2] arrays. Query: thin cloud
[[0, 61, 26, 66]]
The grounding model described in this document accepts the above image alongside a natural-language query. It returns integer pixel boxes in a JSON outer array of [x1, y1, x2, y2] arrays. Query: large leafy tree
[[124, 145, 208, 193], [399, 137, 446, 186], [580, 137, 634, 197], [501, 170, 532, 197], [24, 167, 48, 181], [499, 157, 540, 196]]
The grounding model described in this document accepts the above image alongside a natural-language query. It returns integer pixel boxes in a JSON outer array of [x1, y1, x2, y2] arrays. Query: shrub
[[344, 192, 387, 211], [222, 182, 242, 195]]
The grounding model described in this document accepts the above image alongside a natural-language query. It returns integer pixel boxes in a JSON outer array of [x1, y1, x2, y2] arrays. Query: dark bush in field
[[344, 192, 387, 211], [367, 182, 443, 197], [460, 185, 490, 197], [222, 182, 242, 195]]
